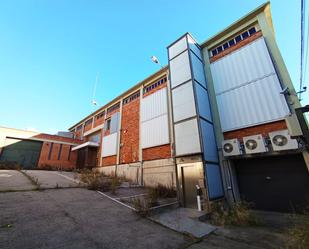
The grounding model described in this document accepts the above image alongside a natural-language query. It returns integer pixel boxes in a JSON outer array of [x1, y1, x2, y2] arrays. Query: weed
[[79, 169, 112, 191], [0, 161, 21, 170], [110, 176, 120, 195], [284, 217, 309, 249], [131, 197, 152, 217], [210, 200, 259, 226], [148, 184, 177, 199]]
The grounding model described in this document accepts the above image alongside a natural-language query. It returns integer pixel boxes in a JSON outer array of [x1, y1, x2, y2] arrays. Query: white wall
[[141, 88, 169, 148], [210, 37, 290, 131]]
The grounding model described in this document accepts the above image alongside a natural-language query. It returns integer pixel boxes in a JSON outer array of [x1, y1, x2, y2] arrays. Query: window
[[90, 133, 101, 143], [107, 103, 120, 114], [76, 125, 82, 131], [228, 39, 235, 47], [48, 143, 54, 160], [123, 91, 140, 105], [58, 144, 62, 160], [209, 26, 257, 57], [223, 42, 229, 50], [242, 31, 249, 39], [248, 27, 256, 35], [143, 77, 167, 94], [235, 35, 242, 43], [96, 111, 105, 120], [85, 118, 93, 127]]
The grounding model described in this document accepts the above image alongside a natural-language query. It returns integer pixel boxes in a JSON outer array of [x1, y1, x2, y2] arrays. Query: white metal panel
[[169, 51, 192, 88], [187, 35, 202, 60], [200, 120, 218, 163], [190, 51, 207, 87], [216, 74, 290, 131], [141, 88, 167, 122], [168, 36, 188, 60], [172, 81, 196, 122], [210, 38, 275, 94], [141, 114, 169, 149], [102, 133, 118, 157], [195, 83, 212, 122], [175, 118, 201, 156]]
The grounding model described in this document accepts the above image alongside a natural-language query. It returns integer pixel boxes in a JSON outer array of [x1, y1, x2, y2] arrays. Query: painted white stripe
[[96, 191, 136, 211], [114, 193, 148, 200]]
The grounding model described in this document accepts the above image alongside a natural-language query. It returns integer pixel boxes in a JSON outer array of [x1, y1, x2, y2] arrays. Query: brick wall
[[210, 31, 263, 63], [143, 144, 171, 161], [94, 116, 104, 128], [119, 96, 140, 164], [102, 155, 117, 166], [224, 120, 287, 141], [38, 142, 77, 170]]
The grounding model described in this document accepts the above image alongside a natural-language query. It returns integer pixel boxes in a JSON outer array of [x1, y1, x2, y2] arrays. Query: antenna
[[91, 73, 99, 106]]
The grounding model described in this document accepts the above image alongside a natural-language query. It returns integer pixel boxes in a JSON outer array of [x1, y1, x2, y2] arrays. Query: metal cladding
[[168, 33, 224, 199], [210, 37, 290, 132], [141, 87, 169, 149]]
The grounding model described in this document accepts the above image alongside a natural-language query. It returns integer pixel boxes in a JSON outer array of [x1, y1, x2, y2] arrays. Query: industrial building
[[1, 2, 308, 212]]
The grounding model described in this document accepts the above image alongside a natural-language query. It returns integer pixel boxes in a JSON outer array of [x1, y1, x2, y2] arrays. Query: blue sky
[[0, 0, 307, 134]]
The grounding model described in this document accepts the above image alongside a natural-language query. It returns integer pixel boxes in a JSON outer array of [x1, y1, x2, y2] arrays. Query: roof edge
[[200, 1, 270, 48], [68, 65, 168, 131]]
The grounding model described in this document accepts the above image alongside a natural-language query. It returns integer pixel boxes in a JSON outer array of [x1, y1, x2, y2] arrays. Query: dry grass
[[210, 201, 259, 226], [148, 184, 177, 199], [131, 197, 152, 217], [79, 169, 121, 193], [0, 162, 21, 170]]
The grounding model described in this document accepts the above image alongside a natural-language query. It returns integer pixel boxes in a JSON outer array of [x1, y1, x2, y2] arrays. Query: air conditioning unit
[[222, 139, 242, 156], [243, 134, 267, 154], [269, 129, 298, 151]]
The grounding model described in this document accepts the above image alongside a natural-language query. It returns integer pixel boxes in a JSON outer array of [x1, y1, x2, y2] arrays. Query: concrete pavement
[[0, 170, 35, 191], [22, 170, 83, 189], [0, 188, 193, 249]]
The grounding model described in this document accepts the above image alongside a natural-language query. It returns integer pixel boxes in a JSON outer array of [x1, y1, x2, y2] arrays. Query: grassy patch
[[210, 200, 259, 226], [79, 169, 121, 192]]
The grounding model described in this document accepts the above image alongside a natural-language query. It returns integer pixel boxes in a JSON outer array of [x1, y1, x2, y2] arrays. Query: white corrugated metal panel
[[172, 81, 196, 122], [102, 133, 118, 157], [141, 114, 169, 149], [195, 84, 212, 122], [175, 118, 201, 156], [187, 35, 202, 60], [170, 51, 192, 88], [211, 38, 275, 94], [210, 37, 290, 132], [191, 52, 207, 87], [216, 74, 290, 131], [168, 36, 188, 60], [200, 120, 218, 163], [141, 88, 167, 122]]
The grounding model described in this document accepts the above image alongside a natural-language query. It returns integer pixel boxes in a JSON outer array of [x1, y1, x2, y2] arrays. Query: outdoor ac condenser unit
[[243, 134, 267, 154], [268, 129, 298, 151], [222, 139, 242, 156]]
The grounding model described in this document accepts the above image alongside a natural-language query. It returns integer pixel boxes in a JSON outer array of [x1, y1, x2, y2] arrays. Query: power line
[[299, 0, 306, 100]]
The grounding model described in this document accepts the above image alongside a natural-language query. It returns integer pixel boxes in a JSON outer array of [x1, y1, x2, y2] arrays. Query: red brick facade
[[119, 96, 140, 164], [102, 155, 117, 166], [223, 120, 287, 141], [142, 144, 171, 161], [93, 116, 104, 128], [37, 141, 78, 170]]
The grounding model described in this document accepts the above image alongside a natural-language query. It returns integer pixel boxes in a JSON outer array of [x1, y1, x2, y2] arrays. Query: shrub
[[148, 184, 177, 199], [131, 197, 152, 217], [210, 200, 258, 226], [284, 217, 309, 249], [79, 170, 111, 191], [0, 161, 21, 170]]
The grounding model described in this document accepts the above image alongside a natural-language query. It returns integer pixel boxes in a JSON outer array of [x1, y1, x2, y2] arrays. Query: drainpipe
[[116, 99, 123, 176], [139, 86, 144, 186]]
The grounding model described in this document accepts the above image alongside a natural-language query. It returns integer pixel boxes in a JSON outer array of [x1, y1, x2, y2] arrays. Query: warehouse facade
[[69, 3, 309, 212]]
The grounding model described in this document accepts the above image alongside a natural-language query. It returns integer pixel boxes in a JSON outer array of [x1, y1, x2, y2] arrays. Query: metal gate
[[0, 138, 42, 169], [234, 154, 309, 213]]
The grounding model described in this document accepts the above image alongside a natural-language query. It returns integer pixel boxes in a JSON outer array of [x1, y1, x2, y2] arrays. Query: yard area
[[0, 170, 307, 249]]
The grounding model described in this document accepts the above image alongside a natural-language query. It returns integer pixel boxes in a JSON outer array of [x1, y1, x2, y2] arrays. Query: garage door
[[0, 138, 43, 169], [234, 154, 309, 213]]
